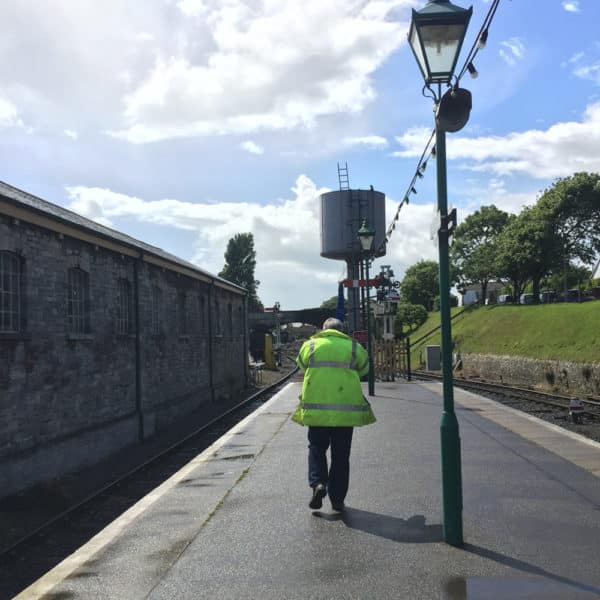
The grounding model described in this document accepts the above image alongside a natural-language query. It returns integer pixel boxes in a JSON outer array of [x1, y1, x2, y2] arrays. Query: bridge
[[248, 307, 336, 330]]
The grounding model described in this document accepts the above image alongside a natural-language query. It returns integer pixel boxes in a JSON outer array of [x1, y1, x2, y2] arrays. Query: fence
[[373, 338, 411, 382]]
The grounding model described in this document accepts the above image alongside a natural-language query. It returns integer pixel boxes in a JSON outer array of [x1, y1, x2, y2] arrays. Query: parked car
[[519, 293, 535, 305], [498, 294, 514, 304], [539, 291, 557, 303]]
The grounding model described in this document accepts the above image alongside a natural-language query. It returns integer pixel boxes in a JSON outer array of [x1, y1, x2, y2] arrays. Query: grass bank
[[408, 303, 600, 366]]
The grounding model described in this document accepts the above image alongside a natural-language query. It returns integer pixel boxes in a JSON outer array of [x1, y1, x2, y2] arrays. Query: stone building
[[0, 181, 247, 497]]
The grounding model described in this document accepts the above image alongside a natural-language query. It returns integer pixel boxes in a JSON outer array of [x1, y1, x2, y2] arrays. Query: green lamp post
[[357, 220, 376, 396], [408, 0, 472, 547]]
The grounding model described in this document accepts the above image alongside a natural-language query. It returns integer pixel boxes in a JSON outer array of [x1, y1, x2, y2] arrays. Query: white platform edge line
[[14, 383, 296, 600]]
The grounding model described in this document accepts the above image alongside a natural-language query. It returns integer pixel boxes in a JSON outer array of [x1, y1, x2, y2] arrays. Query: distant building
[[0, 181, 247, 497]]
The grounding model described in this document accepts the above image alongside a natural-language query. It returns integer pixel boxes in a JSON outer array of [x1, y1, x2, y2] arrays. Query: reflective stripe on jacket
[[292, 329, 376, 427]]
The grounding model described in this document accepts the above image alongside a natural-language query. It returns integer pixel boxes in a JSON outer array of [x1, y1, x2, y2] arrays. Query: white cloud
[[562, 1, 580, 13], [574, 63, 600, 85], [64, 129, 78, 140], [109, 0, 415, 143], [343, 135, 388, 148], [240, 140, 264, 155], [66, 175, 347, 308], [393, 102, 600, 179], [0, 97, 25, 128], [177, 0, 208, 18], [499, 38, 525, 67]]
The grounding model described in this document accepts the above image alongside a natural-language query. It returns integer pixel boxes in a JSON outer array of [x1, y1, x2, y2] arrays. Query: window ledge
[[67, 333, 94, 341]]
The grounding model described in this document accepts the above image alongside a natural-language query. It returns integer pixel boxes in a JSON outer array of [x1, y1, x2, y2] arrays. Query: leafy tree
[[450, 205, 510, 302], [394, 303, 428, 336], [219, 233, 262, 311], [320, 295, 346, 310], [536, 172, 600, 294], [495, 211, 543, 301], [400, 260, 439, 311], [433, 294, 458, 311]]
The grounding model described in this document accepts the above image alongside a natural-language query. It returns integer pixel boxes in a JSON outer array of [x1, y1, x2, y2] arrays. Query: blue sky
[[1, 0, 599, 308]]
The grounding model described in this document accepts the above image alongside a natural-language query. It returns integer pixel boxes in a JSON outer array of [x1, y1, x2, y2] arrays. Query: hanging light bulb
[[416, 170, 424, 179], [411, 187, 417, 194], [420, 160, 427, 172], [467, 62, 479, 79], [477, 29, 488, 50], [431, 146, 436, 157]]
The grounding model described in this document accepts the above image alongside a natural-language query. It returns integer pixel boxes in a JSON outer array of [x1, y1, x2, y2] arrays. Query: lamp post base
[[440, 410, 463, 546]]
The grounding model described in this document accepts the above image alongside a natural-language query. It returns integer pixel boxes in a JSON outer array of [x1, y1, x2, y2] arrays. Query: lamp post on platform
[[408, 0, 473, 547], [357, 220, 375, 397]]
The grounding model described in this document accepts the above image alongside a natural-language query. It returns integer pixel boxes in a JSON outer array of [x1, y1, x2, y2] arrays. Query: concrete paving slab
[[17, 381, 600, 599]]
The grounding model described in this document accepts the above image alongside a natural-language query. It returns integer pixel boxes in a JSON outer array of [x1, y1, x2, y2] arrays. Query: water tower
[[320, 163, 386, 332]]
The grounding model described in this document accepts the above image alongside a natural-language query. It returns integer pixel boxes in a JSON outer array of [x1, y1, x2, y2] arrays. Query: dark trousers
[[308, 426, 353, 503]]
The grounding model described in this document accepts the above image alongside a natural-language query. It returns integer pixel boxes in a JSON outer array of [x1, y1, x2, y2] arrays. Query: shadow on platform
[[314, 509, 443, 543]]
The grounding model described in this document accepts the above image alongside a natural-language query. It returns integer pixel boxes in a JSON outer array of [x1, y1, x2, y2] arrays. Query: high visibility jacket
[[292, 329, 376, 427]]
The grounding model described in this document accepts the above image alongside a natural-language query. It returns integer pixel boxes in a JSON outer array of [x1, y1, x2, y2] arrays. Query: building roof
[[0, 181, 245, 295]]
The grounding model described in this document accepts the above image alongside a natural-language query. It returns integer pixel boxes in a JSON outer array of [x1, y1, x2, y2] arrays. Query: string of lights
[[378, 128, 435, 254], [456, 0, 502, 83], [381, 0, 504, 254]]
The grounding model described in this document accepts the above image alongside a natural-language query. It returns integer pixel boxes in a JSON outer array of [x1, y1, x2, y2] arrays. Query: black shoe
[[331, 500, 345, 512], [309, 484, 327, 509]]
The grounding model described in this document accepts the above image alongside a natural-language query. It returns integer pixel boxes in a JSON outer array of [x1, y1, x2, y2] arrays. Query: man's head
[[322, 317, 343, 332]]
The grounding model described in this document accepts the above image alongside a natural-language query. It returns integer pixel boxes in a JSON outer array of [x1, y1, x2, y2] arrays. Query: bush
[[394, 303, 428, 336]]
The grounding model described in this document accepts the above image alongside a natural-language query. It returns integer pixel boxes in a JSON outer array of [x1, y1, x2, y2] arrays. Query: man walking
[[292, 318, 376, 511]]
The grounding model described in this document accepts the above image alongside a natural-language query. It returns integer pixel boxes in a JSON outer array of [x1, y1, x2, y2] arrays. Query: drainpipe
[[134, 253, 144, 440], [243, 293, 248, 385], [207, 281, 215, 403]]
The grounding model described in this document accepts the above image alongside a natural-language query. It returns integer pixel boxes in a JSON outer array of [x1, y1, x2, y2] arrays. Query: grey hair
[[322, 317, 344, 331]]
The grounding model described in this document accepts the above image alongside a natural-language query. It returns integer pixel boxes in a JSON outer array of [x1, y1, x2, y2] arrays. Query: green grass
[[408, 303, 600, 366]]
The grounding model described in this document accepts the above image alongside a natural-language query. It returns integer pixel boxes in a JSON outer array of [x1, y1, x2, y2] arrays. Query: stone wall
[[459, 353, 600, 397], [0, 209, 246, 497]]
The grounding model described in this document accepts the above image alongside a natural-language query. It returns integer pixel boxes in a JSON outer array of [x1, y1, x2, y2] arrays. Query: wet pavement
[[15, 381, 600, 599]]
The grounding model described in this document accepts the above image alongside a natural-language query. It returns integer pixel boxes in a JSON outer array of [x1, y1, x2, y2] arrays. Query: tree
[[495, 211, 544, 301], [320, 295, 346, 310], [219, 233, 262, 311], [394, 303, 428, 336], [536, 172, 600, 295], [450, 205, 510, 302], [400, 260, 438, 311]]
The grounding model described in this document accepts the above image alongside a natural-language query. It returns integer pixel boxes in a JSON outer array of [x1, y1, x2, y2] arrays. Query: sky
[[1, 0, 599, 309]]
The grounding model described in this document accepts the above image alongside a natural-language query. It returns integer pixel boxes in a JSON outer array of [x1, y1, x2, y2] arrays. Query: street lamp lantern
[[408, 0, 472, 85], [408, 0, 472, 548], [357, 220, 375, 253], [357, 220, 376, 396]]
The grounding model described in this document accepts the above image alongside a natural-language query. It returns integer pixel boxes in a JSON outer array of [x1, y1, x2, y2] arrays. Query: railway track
[[0, 366, 298, 599], [413, 370, 600, 423]]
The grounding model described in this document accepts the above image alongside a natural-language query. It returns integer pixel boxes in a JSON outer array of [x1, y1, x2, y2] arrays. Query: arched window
[[0, 251, 22, 332], [67, 267, 90, 334], [117, 278, 133, 335]]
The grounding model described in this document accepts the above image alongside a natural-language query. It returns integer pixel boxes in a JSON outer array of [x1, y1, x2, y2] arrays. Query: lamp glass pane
[[359, 234, 375, 252], [409, 25, 428, 78], [420, 23, 464, 77]]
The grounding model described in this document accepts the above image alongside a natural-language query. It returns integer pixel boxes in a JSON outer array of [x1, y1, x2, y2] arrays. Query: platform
[[16, 381, 600, 599]]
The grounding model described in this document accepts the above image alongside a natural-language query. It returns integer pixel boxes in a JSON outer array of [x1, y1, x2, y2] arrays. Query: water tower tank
[[320, 188, 386, 260]]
